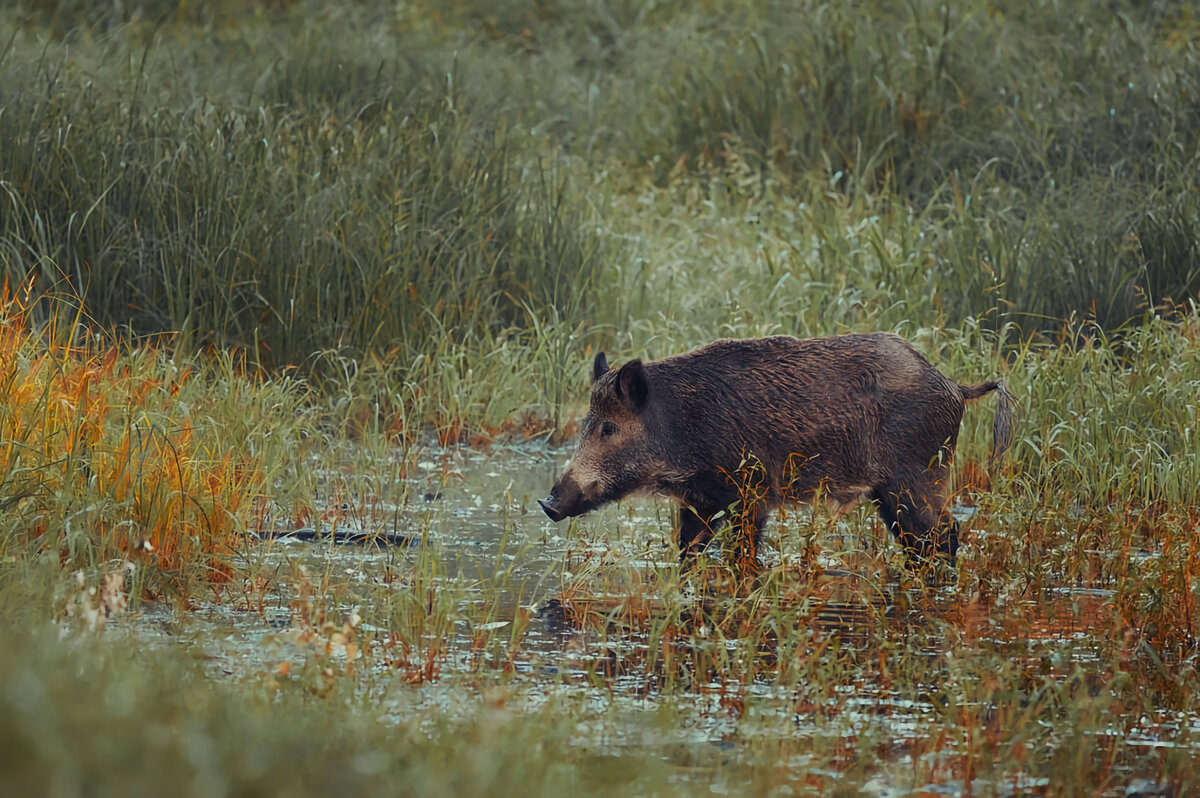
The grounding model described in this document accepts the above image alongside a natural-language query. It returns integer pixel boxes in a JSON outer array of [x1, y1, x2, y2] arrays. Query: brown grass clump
[[0, 283, 266, 591]]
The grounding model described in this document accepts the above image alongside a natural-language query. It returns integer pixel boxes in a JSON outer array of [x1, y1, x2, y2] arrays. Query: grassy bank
[[0, 617, 687, 798]]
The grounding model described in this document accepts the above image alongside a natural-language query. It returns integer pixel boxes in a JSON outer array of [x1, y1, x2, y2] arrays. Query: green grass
[[0, 615, 687, 797], [0, 1, 611, 387], [2, 0, 1198, 389]]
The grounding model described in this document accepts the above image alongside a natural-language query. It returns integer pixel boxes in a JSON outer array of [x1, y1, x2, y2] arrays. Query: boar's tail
[[959, 380, 1016, 466]]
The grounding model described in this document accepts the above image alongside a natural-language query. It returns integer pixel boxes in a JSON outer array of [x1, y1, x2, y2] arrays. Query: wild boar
[[538, 333, 1015, 565]]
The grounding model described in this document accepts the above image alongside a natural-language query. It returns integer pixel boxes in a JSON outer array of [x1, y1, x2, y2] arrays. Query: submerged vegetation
[[1, 0, 1200, 794]]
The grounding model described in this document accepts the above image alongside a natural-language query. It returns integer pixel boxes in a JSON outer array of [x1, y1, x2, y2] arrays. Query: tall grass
[[0, 619, 685, 798], [0, 285, 311, 597], [0, 4, 610, 379], [3, 0, 1198, 398], [3, 0, 1199, 638]]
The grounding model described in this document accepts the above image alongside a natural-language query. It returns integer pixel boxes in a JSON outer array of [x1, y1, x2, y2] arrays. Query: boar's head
[[539, 351, 656, 522]]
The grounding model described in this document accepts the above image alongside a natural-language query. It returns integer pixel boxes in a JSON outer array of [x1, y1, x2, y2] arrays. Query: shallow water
[[112, 442, 1193, 794]]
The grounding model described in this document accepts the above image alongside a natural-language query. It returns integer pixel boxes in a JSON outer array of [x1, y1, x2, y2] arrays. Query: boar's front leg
[[677, 505, 767, 563], [873, 473, 958, 566], [678, 506, 716, 560]]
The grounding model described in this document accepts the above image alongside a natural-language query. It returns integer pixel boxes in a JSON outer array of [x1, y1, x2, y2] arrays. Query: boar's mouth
[[537, 496, 567, 522], [538, 475, 601, 522], [537, 490, 593, 523]]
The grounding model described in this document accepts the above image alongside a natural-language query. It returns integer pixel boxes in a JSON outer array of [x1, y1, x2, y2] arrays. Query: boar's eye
[[600, 421, 617, 439]]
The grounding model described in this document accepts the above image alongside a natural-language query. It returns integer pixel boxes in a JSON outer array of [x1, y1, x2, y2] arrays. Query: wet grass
[[0, 285, 317, 598], [0, 607, 686, 797], [1, 0, 1200, 794]]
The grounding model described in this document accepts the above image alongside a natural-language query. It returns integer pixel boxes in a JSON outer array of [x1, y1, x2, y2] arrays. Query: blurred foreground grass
[[0, 617, 684, 797]]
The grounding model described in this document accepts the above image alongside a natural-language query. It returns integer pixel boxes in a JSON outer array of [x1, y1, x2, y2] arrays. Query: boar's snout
[[538, 475, 590, 522], [538, 495, 566, 522]]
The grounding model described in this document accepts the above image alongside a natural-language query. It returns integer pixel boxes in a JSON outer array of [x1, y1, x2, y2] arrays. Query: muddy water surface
[[115, 443, 1195, 795]]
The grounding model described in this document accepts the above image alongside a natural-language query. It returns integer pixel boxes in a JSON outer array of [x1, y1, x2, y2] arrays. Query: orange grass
[[0, 283, 263, 587]]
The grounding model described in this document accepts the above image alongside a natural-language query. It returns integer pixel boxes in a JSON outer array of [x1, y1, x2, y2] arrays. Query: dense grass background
[[2, 0, 1198, 366]]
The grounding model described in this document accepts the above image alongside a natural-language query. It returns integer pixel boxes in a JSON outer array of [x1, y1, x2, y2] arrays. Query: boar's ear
[[615, 360, 648, 411], [592, 351, 609, 383]]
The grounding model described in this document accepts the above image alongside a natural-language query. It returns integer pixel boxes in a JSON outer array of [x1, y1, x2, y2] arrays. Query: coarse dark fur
[[539, 333, 1016, 565]]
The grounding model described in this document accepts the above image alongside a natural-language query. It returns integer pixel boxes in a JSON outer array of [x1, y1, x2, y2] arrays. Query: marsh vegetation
[[2, 0, 1200, 794]]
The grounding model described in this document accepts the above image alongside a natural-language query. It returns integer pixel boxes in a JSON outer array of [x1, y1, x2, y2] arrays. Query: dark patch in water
[[536, 597, 573, 635], [258, 526, 419, 547]]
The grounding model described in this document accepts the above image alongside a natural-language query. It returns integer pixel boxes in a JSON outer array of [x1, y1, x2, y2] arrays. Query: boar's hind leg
[[872, 476, 958, 566]]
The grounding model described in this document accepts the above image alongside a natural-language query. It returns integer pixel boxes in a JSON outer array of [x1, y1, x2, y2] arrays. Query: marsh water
[[114, 443, 1191, 794]]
